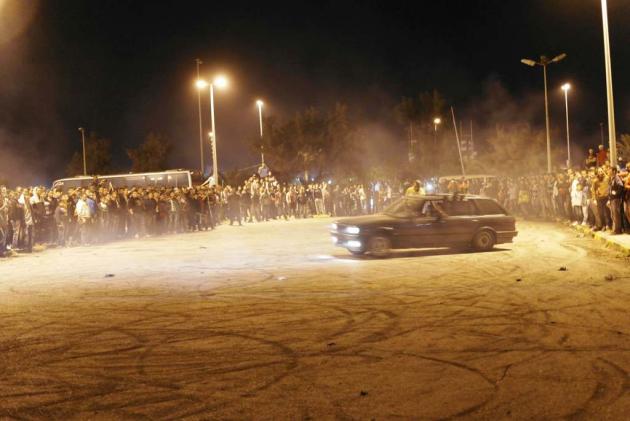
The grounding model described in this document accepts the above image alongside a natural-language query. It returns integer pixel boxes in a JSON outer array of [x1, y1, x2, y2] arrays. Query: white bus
[[52, 170, 193, 191]]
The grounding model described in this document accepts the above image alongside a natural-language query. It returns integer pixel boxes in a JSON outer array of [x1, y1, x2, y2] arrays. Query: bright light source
[[195, 79, 208, 89], [433, 117, 441, 125], [425, 182, 435, 192], [331, 223, 338, 231], [347, 240, 362, 249], [213, 75, 228, 89], [331, 236, 338, 244], [327, 179, 332, 184], [551, 53, 567, 63], [520, 58, 537, 67], [561, 83, 571, 92], [256, 99, 264, 107], [345, 226, 360, 235]]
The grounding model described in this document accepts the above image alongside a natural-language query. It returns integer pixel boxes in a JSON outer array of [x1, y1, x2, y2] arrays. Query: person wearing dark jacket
[[226, 186, 242, 226], [609, 167, 624, 234]]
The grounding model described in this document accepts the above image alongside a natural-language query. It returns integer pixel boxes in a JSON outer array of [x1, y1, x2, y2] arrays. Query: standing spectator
[[592, 170, 610, 231], [75, 193, 92, 245], [314, 185, 324, 215], [624, 164, 630, 233], [585, 148, 597, 168], [54, 197, 69, 246], [226, 186, 242, 226], [609, 167, 624, 234], [0, 187, 7, 256]]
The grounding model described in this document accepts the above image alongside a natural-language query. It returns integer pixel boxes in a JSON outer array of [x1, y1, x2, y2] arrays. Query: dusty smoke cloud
[[460, 78, 581, 174], [0, 0, 67, 187]]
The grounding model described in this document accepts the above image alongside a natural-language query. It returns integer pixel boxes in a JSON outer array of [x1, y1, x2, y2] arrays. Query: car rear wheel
[[349, 249, 365, 256], [368, 236, 391, 258], [472, 230, 495, 251]]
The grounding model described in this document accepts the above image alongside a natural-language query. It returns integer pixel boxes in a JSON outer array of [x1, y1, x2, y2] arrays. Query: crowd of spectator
[[437, 144, 630, 235], [0, 172, 394, 257], [3, 144, 627, 257]]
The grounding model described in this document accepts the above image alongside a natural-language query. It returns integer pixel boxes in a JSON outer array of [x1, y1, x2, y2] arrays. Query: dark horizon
[[1, 0, 629, 185]]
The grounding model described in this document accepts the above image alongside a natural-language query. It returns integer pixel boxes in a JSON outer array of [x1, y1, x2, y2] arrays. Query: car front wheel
[[472, 230, 495, 251], [368, 235, 391, 258]]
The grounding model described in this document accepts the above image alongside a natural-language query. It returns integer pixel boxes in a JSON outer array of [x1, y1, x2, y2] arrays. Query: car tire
[[349, 249, 365, 256], [368, 235, 391, 258], [472, 230, 495, 251]]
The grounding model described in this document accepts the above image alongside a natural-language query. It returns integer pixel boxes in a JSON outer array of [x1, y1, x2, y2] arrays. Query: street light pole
[[601, 0, 617, 165], [78, 127, 87, 176], [256, 100, 264, 165], [561, 83, 571, 168], [209, 83, 218, 186], [207, 75, 228, 186], [542, 63, 552, 173], [433, 117, 441, 175], [195, 59, 204, 175], [521, 53, 566, 173]]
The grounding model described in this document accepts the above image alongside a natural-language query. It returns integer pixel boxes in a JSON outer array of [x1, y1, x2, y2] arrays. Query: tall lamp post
[[256, 99, 265, 165], [601, 0, 617, 165], [433, 117, 441, 175], [521, 53, 567, 173], [195, 75, 228, 185], [561, 83, 571, 168], [78, 127, 87, 176], [195, 59, 205, 175]]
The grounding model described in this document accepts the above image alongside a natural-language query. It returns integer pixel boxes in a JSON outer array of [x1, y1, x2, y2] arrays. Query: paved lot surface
[[1, 218, 630, 420]]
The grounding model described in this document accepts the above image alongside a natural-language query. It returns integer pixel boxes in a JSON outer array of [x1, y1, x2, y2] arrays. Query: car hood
[[335, 214, 401, 227]]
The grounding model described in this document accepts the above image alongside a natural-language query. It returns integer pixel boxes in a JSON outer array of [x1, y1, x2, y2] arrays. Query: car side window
[[420, 201, 437, 217], [475, 199, 506, 215], [439, 199, 476, 216]]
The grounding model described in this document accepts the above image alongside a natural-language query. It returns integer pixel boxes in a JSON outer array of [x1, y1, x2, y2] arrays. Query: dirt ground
[[1, 218, 630, 420]]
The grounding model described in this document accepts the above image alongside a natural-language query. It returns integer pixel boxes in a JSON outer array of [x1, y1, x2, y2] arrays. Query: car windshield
[[383, 197, 425, 218]]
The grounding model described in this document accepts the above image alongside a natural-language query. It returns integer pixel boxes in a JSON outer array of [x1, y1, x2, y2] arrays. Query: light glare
[[345, 226, 360, 235], [213, 75, 228, 89], [195, 79, 208, 89]]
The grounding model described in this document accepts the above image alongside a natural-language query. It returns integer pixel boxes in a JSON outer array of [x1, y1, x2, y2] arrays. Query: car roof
[[404, 194, 487, 200]]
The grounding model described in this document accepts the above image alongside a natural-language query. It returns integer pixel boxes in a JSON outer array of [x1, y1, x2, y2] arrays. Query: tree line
[[66, 91, 630, 181], [65, 132, 172, 176]]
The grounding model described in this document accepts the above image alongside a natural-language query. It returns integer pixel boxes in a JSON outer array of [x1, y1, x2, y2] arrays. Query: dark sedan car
[[330, 194, 517, 257]]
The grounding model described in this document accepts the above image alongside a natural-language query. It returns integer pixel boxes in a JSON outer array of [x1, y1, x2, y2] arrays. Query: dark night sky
[[1, 0, 629, 184]]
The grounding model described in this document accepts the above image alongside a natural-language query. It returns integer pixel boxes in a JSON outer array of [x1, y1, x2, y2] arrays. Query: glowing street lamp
[[433, 117, 441, 175], [256, 99, 264, 165], [561, 83, 571, 168], [208, 75, 229, 185], [195, 75, 228, 184], [521, 53, 567, 173], [195, 79, 208, 90]]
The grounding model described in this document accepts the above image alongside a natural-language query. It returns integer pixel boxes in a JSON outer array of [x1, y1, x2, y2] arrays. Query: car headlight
[[331, 223, 338, 231], [345, 226, 360, 234]]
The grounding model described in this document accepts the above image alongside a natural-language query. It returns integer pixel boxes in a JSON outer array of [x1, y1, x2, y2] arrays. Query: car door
[[436, 199, 480, 246], [410, 200, 448, 247], [391, 198, 426, 248]]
